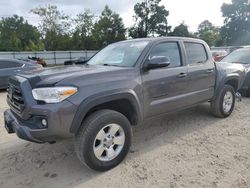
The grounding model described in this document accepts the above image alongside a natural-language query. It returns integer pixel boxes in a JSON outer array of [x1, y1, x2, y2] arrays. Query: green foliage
[[4, 1, 250, 51], [43, 31, 72, 50], [221, 0, 250, 45], [0, 15, 43, 51], [31, 5, 71, 50], [169, 23, 191, 37], [30, 5, 70, 36], [129, 0, 171, 38], [72, 9, 97, 50], [92, 5, 126, 48], [196, 20, 221, 47], [74, 10, 94, 37], [29, 5, 126, 50]]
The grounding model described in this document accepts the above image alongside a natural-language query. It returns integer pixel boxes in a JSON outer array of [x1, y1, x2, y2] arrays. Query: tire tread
[[210, 85, 235, 118], [75, 109, 132, 171]]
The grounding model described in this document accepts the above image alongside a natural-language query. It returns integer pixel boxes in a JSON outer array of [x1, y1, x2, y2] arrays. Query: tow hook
[[236, 92, 242, 102]]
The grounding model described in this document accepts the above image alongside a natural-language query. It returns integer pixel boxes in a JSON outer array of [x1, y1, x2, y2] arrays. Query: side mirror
[[146, 56, 170, 70]]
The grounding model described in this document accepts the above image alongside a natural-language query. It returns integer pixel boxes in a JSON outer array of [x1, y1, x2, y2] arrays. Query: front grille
[[7, 81, 25, 114]]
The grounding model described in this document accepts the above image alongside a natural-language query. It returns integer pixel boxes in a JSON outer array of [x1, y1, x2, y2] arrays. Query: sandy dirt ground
[[0, 90, 250, 188]]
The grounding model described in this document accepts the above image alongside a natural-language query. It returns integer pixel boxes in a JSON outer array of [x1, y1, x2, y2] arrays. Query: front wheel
[[75, 110, 132, 171], [210, 85, 236, 118]]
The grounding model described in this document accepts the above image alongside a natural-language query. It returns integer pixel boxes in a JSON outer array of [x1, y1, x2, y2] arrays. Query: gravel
[[0, 91, 250, 188]]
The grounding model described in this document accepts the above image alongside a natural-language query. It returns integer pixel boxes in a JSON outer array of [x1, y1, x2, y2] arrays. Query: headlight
[[32, 87, 78, 103]]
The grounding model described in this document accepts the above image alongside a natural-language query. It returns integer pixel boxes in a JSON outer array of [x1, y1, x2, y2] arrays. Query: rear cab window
[[184, 42, 208, 65]]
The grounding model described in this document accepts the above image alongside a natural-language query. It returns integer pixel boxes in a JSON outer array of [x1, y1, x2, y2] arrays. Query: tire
[[75, 109, 132, 171], [210, 85, 236, 118]]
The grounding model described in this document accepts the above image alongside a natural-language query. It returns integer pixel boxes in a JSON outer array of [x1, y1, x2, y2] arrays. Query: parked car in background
[[19, 56, 47, 67], [220, 47, 250, 96], [211, 46, 242, 54], [28, 56, 47, 67], [0, 59, 43, 89], [64, 57, 89, 65], [211, 50, 228, 62]]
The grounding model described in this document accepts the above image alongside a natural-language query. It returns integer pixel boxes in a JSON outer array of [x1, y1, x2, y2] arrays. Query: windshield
[[87, 41, 149, 67], [222, 49, 250, 64]]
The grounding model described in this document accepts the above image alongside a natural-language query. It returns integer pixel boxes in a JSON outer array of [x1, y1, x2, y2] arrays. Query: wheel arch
[[70, 89, 143, 133], [224, 77, 239, 91], [214, 75, 239, 100]]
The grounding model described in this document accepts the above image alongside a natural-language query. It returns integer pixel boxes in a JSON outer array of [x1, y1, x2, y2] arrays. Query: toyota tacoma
[[4, 37, 246, 171]]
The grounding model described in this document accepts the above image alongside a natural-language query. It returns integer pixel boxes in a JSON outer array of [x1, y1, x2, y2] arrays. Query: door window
[[149, 42, 182, 68], [184, 42, 208, 64]]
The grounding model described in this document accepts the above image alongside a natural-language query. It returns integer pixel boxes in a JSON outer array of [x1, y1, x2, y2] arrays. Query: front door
[[142, 41, 189, 118]]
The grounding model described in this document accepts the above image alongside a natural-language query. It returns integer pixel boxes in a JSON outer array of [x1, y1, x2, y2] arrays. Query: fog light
[[41, 119, 47, 127]]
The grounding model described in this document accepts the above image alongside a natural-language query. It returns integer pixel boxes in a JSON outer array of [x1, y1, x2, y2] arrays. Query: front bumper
[[4, 110, 46, 143], [4, 76, 79, 143], [4, 99, 78, 143]]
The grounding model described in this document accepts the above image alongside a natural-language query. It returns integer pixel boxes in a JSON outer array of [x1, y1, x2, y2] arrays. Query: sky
[[0, 0, 232, 32]]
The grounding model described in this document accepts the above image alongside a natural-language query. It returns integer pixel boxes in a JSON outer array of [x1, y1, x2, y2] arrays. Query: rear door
[[142, 41, 189, 118], [0, 60, 23, 89], [184, 42, 216, 105]]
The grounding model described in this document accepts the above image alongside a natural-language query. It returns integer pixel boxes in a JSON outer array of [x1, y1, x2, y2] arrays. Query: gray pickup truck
[[4, 37, 245, 171]]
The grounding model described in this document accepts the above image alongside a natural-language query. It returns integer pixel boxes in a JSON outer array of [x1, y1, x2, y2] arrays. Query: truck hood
[[18, 65, 133, 88]]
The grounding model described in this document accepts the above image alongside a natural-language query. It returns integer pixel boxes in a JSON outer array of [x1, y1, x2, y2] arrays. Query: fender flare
[[69, 89, 143, 133], [213, 75, 239, 100]]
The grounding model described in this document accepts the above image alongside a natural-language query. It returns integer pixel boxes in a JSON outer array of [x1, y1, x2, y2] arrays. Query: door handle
[[178, 73, 187, 78], [206, 69, 214, 73]]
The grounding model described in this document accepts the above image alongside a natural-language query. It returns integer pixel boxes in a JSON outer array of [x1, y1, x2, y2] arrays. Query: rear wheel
[[210, 85, 235, 118], [75, 110, 132, 171]]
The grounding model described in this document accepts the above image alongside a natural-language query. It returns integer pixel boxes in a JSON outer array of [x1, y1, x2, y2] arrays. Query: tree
[[72, 9, 96, 50], [0, 15, 43, 51], [74, 10, 94, 37], [129, 0, 171, 38], [170, 23, 190, 37], [31, 5, 71, 50], [198, 20, 214, 33], [92, 5, 126, 48], [196, 20, 221, 46], [221, 0, 250, 45]]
